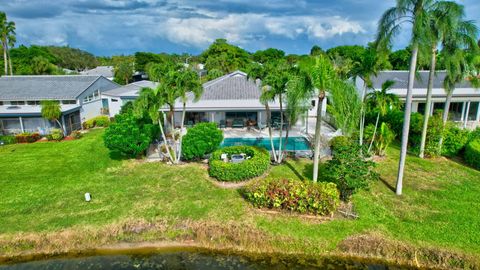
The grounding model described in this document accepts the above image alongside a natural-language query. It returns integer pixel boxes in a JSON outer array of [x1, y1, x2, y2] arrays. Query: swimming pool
[[221, 137, 311, 151]]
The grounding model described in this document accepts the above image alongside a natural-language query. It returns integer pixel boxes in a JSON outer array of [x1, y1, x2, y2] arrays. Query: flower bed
[[208, 146, 270, 182]]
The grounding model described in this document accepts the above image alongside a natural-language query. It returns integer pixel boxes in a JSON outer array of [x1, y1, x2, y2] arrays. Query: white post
[[62, 115, 66, 134], [460, 102, 466, 122], [464, 101, 471, 129], [430, 102, 435, 115], [258, 111, 262, 124], [19, 117, 24, 133], [476, 102, 480, 122], [211, 112, 214, 123]]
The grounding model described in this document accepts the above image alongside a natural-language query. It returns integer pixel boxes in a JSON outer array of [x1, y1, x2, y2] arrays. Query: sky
[[1, 0, 480, 56]]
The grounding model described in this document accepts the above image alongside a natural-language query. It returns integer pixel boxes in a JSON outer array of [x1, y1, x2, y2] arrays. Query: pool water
[[221, 137, 311, 151]]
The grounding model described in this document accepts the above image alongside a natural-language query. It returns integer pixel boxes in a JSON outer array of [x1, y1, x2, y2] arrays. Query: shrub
[[469, 127, 480, 142], [47, 128, 64, 141], [464, 139, 480, 170], [209, 146, 270, 181], [242, 178, 340, 216], [83, 116, 110, 129], [0, 135, 16, 145], [364, 122, 396, 156], [329, 135, 351, 154], [442, 123, 470, 157], [15, 132, 40, 143], [182, 122, 224, 160], [71, 130, 83, 139], [103, 113, 158, 158], [423, 112, 444, 157], [321, 143, 378, 201]]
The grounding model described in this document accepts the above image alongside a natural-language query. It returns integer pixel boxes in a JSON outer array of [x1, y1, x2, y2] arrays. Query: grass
[[1, 129, 479, 267]]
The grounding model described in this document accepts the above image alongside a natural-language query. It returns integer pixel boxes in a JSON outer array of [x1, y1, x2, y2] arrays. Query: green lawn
[[0, 129, 479, 266]]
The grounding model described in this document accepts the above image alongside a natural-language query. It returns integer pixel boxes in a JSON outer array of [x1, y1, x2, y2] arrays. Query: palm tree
[[40, 100, 65, 135], [366, 80, 400, 153], [376, 0, 438, 195], [0, 12, 15, 76], [307, 55, 339, 182], [419, 2, 478, 158], [350, 48, 381, 147], [327, 80, 362, 137]]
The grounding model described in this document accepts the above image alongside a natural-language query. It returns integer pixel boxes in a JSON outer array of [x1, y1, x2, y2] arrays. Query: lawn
[[0, 129, 479, 267]]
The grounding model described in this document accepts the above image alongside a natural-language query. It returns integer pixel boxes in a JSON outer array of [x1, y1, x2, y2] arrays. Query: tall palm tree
[[0, 12, 15, 76], [366, 80, 400, 153], [376, 0, 437, 195], [307, 55, 339, 182], [419, 2, 478, 158]]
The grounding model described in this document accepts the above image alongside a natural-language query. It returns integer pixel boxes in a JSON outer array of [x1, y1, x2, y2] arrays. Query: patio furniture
[[219, 120, 226, 129], [258, 122, 266, 131], [230, 154, 245, 163], [232, 118, 245, 128]]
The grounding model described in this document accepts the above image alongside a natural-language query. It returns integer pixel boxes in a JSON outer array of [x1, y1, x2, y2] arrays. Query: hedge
[[209, 146, 270, 182], [15, 132, 40, 143], [0, 135, 16, 145], [83, 115, 110, 129], [442, 124, 470, 157], [465, 138, 480, 170], [182, 122, 223, 160], [242, 178, 340, 216]]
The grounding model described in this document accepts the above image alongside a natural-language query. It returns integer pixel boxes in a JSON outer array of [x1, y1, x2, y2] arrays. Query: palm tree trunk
[[419, 45, 437, 158], [176, 102, 187, 163], [368, 113, 380, 154], [438, 90, 453, 151], [277, 94, 284, 163], [283, 123, 290, 161], [312, 93, 325, 182], [158, 117, 175, 164], [55, 119, 66, 136], [266, 104, 278, 162], [2, 39, 7, 76], [5, 42, 12, 75], [359, 82, 368, 146], [396, 43, 419, 196]]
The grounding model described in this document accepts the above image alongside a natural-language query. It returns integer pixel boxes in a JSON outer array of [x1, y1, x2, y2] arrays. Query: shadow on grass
[[109, 151, 132, 161], [284, 160, 305, 181], [301, 163, 315, 182], [379, 177, 396, 193]]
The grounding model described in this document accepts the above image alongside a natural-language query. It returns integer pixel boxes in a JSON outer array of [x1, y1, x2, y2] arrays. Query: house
[[102, 71, 326, 128], [80, 66, 114, 81], [102, 80, 158, 117], [0, 75, 119, 135], [356, 70, 480, 129]]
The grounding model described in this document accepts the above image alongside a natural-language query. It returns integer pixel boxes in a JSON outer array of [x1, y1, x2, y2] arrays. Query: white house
[[356, 70, 480, 129], [0, 75, 119, 135], [102, 80, 158, 117]]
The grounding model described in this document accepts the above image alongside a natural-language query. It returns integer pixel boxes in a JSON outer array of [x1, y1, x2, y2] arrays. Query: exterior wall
[[77, 77, 118, 121], [80, 100, 103, 121], [104, 96, 123, 117]]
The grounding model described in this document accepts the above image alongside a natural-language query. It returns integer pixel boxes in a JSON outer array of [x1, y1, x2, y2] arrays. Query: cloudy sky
[[2, 0, 480, 56]]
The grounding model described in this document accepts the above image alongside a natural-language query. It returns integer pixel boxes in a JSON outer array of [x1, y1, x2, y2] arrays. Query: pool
[[221, 137, 311, 151]]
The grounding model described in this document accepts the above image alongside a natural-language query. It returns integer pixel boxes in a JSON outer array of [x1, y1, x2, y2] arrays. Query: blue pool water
[[221, 137, 311, 151]]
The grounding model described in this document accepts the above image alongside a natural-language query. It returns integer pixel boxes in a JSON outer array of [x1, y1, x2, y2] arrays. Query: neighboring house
[[356, 70, 480, 129], [102, 80, 158, 117], [0, 75, 119, 135], [103, 70, 326, 128], [80, 66, 114, 81]]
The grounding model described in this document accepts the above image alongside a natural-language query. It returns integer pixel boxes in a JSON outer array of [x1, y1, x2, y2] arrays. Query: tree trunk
[[277, 94, 284, 163], [359, 82, 368, 146], [5, 41, 12, 75], [158, 117, 175, 164], [2, 39, 7, 76], [368, 113, 380, 154], [396, 44, 419, 196], [438, 90, 453, 151], [176, 102, 187, 163], [419, 45, 437, 158], [312, 92, 325, 182], [266, 104, 278, 162], [283, 123, 290, 161], [55, 119, 66, 136]]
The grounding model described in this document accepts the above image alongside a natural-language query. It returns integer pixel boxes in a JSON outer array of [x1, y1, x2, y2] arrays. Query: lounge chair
[[232, 118, 244, 128]]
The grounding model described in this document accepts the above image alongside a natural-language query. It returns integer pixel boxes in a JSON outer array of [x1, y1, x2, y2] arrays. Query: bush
[[182, 122, 224, 160], [0, 135, 16, 145], [15, 132, 40, 143], [47, 128, 64, 141], [464, 139, 480, 170], [83, 116, 110, 129], [71, 130, 83, 139], [442, 123, 470, 157], [329, 135, 351, 154], [321, 143, 378, 201], [242, 178, 340, 216], [423, 113, 444, 157], [209, 146, 270, 181], [364, 122, 395, 156], [103, 112, 158, 158]]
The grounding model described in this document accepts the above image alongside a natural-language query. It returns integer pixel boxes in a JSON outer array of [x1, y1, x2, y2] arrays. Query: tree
[[310, 45, 324, 56], [32, 56, 55, 75], [46, 46, 98, 71], [201, 39, 250, 74], [419, 3, 478, 158], [113, 59, 133, 85], [252, 48, 285, 64], [40, 100, 65, 135], [328, 81, 362, 137], [326, 45, 366, 63], [0, 12, 16, 75], [365, 80, 400, 153], [376, 0, 439, 195]]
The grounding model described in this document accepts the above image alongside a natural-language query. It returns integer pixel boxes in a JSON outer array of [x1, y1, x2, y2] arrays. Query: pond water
[[221, 137, 311, 151], [0, 250, 407, 270]]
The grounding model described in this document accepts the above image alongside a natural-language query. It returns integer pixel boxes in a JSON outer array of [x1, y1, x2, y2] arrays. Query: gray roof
[[200, 71, 261, 100], [80, 66, 114, 78], [0, 75, 103, 100], [103, 80, 158, 97], [371, 71, 472, 89]]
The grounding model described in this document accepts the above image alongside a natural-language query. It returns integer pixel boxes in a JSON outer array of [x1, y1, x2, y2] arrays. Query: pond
[[0, 249, 409, 270]]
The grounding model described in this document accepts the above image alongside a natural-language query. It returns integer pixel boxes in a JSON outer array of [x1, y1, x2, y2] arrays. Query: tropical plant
[[327, 81, 362, 137], [365, 80, 400, 153], [0, 12, 15, 75], [419, 2, 478, 158], [40, 100, 65, 135], [113, 59, 133, 85], [376, 0, 441, 195], [181, 122, 223, 160]]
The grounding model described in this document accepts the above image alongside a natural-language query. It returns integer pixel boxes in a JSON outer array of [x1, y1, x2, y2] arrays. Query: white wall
[[78, 77, 118, 121]]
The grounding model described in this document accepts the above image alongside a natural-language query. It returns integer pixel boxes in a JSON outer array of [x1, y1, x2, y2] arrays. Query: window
[[27, 101, 41, 105], [468, 102, 479, 121], [61, 100, 77, 105], [417, 103, 426, 115], [10, 101, 25, 105], [111, 99, 118, 102], [0, 101, 3, 106], [83, 90, 100, 103]]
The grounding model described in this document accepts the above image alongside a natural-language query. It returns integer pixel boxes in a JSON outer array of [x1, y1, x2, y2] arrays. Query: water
[[221, 137, 311, 151], [0, 250, 403, 270]]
